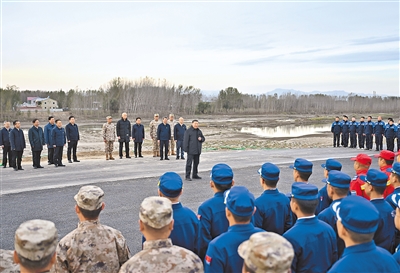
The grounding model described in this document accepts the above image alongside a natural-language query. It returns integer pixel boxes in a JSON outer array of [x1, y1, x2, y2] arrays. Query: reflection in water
[[241, 124, 331, 138]]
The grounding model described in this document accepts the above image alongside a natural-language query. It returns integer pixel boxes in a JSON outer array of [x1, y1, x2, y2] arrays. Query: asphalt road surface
[[0, 147, 383, 254]]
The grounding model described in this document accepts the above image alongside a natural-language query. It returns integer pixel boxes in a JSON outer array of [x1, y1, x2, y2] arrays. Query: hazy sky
[[2, 1, 399, 96]]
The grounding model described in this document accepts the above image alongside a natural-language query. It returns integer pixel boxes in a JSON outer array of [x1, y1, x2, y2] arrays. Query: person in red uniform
[[374, 150, 395, 197], [350, 154, 371, 200]]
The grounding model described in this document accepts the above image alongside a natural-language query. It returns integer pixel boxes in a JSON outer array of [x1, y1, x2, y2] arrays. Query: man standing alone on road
[[174, 117, 186, 160], [0, 121, 13, 168], [149, 114, 161, 157], [183, 120, 205, 181], [28, 118, 45, 169], [102, 116, 116, 160], [132, 117, 145, 158], [10, 120, 25, 171], [157, 117, 171, 160], [44, 116, 56, 165], [168, 114, 177, 156], [52, 119, 66, 167], [66, 116, 80, 163], [117, 112, 131, 159]]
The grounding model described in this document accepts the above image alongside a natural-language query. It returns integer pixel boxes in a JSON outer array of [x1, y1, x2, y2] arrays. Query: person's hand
[[68, 140, 70, 143], [198, 137, 201, 141], [1, 145, 3, 148], [158, 140, 160, 143], [118, 136, 120, 140], [133, 138, 135, 141], [53, 145, 56, 148], [175, 140, 177, 142], [104, 139, 107, 143]]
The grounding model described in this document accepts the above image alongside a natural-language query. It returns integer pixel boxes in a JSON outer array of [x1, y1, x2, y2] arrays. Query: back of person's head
[[74, 185, 104, 220], [258, 163, 280, 188], [211, 163, 234, 192], [362, 169, 388, 197], [323, 170, 351, 198], [139, 196, 173, 235], [290, 158, 313, 182], [291, 182, 318, 214], [225, 186, 255, 223], [351, 154, 371, 171], [374, 150, 395, 167], [388, 163, 400, 187], [158, 172, 183, 201]]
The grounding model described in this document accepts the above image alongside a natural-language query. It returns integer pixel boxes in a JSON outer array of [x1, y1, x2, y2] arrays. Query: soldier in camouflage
[[167, 114, 177, 156], [102, 116, 116, 160], [12, 219, 58, 273], [55, 186, 130, 273], [149, 114, 161, 157], [0, 250, 19, 273], [119, 196, 203, 273]]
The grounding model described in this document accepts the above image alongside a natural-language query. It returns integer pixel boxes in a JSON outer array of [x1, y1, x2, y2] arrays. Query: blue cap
[[361, 169, 388, 187], [289, 158, 313, 173], [258, 163, 280, 181], [291, 182, 318, 200], [158, 172, 183, 197], [387, 162, 400, 175], [211, 163, 234, 185], [225, 186, 255, 217], [322, 170, 351, 189], [337, 195, 379, 234], [321, 159, 342, 171]]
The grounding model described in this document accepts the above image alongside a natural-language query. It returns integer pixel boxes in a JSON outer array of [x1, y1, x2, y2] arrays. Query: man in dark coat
[[157, 117, 171, 160], [9, 120, 26, 171], [65, 116, 80, 163], [174, 117, 187, 160], [28, 119, 45, 169], [0, 121, 13, 168], [183, 120, 205, 181], [44, 116, 56, 165], [52, 119, 66, 167], [116, 112, 131, 159], [132, 117, 145, 158]]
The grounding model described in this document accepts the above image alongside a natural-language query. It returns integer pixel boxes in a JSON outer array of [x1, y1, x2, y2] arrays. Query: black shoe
[[14, 168, 18, 171], [186, 177, 192, 181], [126, 156, 131, 159], [165, 158, 170, 160], [181, 157, 185, 160], [139, 155, 143, 158], [18, 167, 24, 170], [48, 162, 53, 165], [176, 157, 180, 160], [375, 149, 379, 151], [54, 164, 58, 167], [58, 164, 66, 167], [34, 166, 37, 169], [37, 166, 44, 168], [120, 156, 123, 159], [193, 176, 202, 179], [68, 160, 73, 163], [3, 165, 6, 168], [160, 158, 164, 160], [135, 156, 137, 158], [73, 160, 80, 162]]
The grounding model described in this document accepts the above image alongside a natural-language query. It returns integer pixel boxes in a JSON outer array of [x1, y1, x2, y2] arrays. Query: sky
[[2, 1, 399, 96]]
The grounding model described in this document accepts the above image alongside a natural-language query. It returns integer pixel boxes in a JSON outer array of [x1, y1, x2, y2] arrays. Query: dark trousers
[[350, 133, 357, 148], [176, 140, 184, 158], [342, 133, 349, 147], [54, 146, 63, 166], [32, 150, 42, 167], [333, 134, 340, 147], [366, 134, 373, 150], [134, 142, 142, 157], [358, 134, 365, 149], [119, 141, 130, 157], [387, 138, 395, 152], [67, 140, 78, 161], [48, 147, 54, 164], [12, 150, 23, 169], [2, 145, 12, 167], [186, 154, 200, 178], [397, 138, 400, 152], [375, 134, 383, 150], [160, 140, 169, 159]]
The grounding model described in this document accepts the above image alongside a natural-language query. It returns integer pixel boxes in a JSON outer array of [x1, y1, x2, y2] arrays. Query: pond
[[240, 124, 331, 138]]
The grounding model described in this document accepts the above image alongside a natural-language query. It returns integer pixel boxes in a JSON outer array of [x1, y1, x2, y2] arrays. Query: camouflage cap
[[154, 113, 159, 117], [14, 220, 58, 261], [139, 196, 173, 229], [238, 232, 294, 273], [106, 116, 112, 119], [74, 185, 104, 211]]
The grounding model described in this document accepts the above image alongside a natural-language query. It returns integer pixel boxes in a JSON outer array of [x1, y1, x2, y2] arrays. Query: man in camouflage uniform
[[119, 196, 203, 273], [149, 114, 161, 157], [55, 186, 130, 273], [102, 116, 116, 160], [167, 114, 177, 156], [12, 219, 58, 273], [0, 250, 19, 273], [238, 231, 294, 273]]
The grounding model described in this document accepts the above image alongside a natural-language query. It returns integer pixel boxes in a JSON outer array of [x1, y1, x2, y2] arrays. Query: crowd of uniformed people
[[2, 148, 400, 273]]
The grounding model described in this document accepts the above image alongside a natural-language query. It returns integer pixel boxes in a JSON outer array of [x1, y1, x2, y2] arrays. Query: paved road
[[0, 147, 382, 253]]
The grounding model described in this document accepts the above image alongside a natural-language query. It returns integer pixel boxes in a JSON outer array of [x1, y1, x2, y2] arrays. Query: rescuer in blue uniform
[[283, 183, 338, 273], [318, 170, 352, 258], [204, 186, 263, 273], [387, 163, 400, 209], [349, 116, 359, 148], [358, 116, 366, 149], [374, 116, 386, 151], [385, 118, 398, 152], [253, 162, 291, 234], [331, 116, 341, 148], [328, 195, 400, 273], [397, 119, 400, 152], [365, 116, 375, 150], [363, 169, 395, 253], [197, 163, 234, 260], [315, 159, 343, 215], [341, 115, 351, 148], [157, 172, 199, 253], [392, 193, 400, 264]]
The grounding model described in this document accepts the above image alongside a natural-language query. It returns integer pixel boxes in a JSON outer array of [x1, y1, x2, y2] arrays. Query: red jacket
[[382, 166, 394, 198], [350, 170, 369, 200]]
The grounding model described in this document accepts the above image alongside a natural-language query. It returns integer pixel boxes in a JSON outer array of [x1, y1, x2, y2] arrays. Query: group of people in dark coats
[[116, 113, 146, 159], [1, 120, 26, 170]]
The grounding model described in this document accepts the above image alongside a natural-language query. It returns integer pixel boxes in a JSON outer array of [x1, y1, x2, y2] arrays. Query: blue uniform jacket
[[0, 127, 11, 146], [318, 199, 346, 258], [397, 124, 400, 138], [197, 191, 230, 260], [374, 120, 386, 134], [65, 123, 80, 141], [132, 124, 145, 143], [157, 123, 171, 141], [51, 127, 66, 147], [331, 121, 341, 134], [204, 223, 263, 273], [170, 203, 199, 253], [386, 187, 400, 210], [385, 124, 398, 139], [28, 126, 45, 151], [44, 123, 55, 147], [394, 248, 400, 264], [341, 120, 350, 134], [365, 121, 375, 135], [253, 189, 291, 234], [174, 123, 187, 141], [10, 128, 26, 151], [358, 121, 365, 134], [349, 121, 358, 134], [315, 185, 331, 216], [328, 241, 400, 273], [283, 216, 338, 273], [371, 198, 396, 252]]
